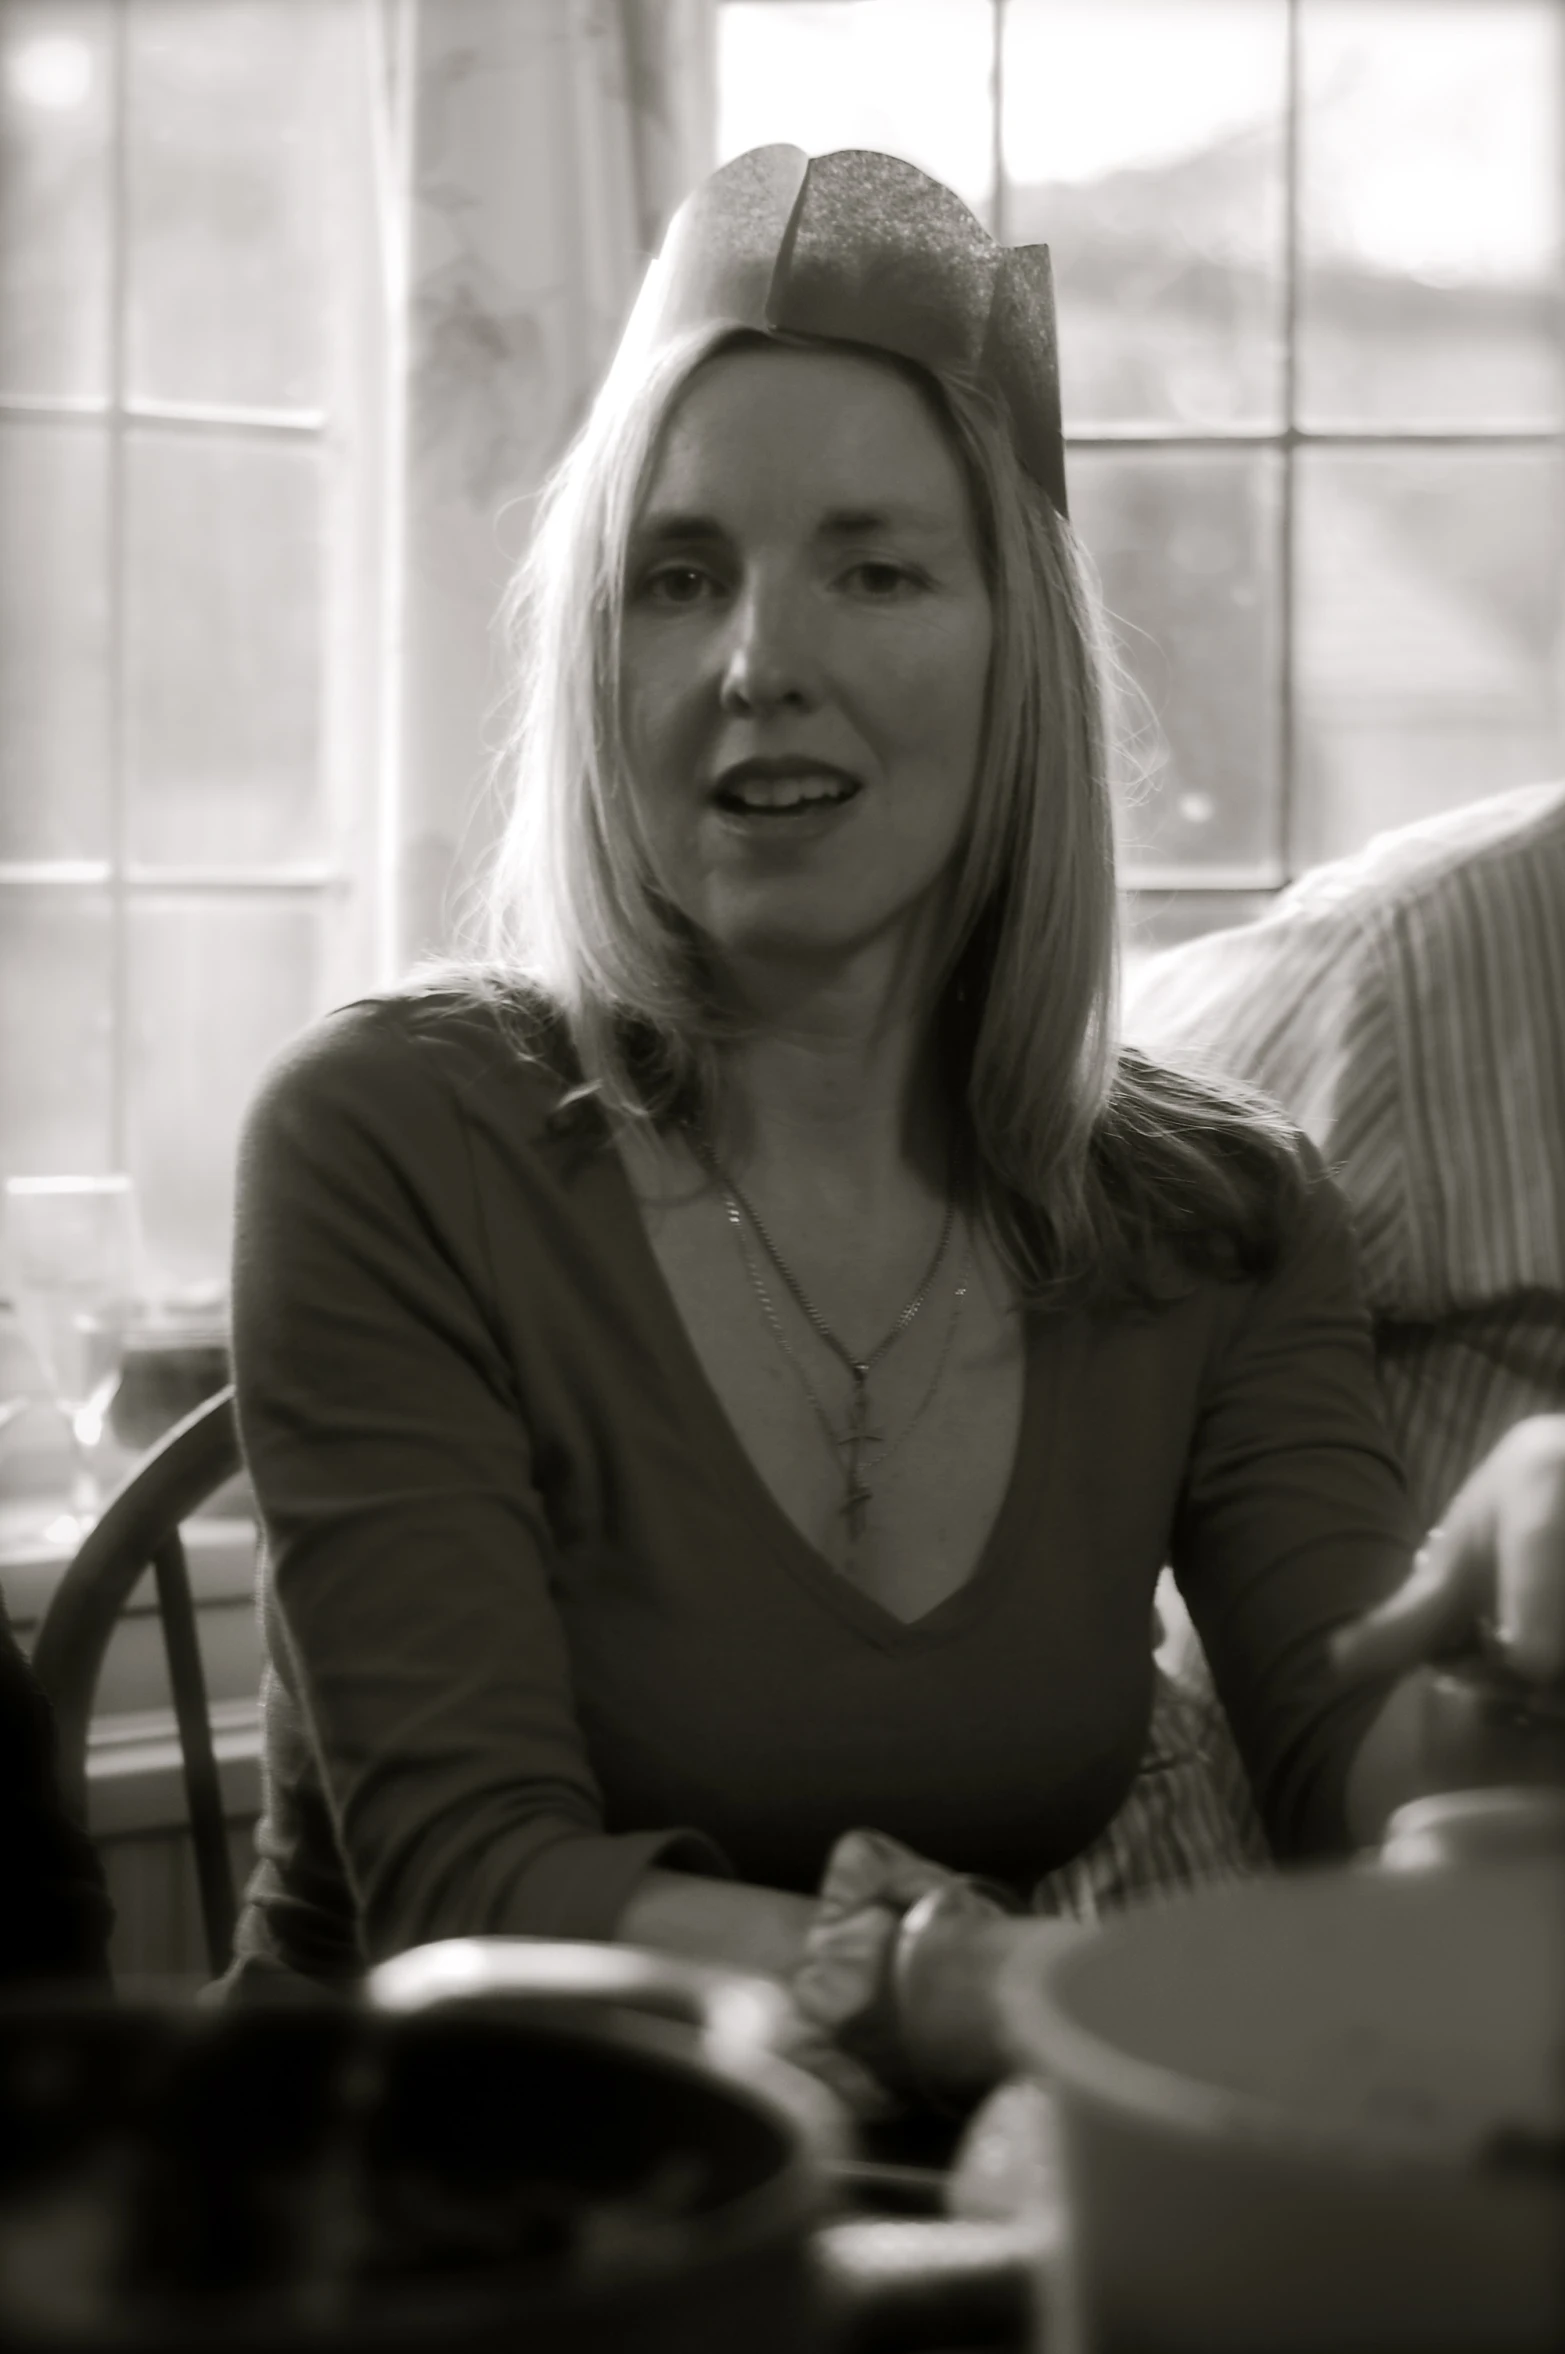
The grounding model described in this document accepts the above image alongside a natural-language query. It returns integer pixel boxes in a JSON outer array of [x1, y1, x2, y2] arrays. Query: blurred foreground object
[[0, 1589, 112, 1988], [1000, 1853, 1565, 2353], [0, 1989, 832, 2354]]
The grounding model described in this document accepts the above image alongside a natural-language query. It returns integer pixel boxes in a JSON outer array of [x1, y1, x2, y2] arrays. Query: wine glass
[[3, 1174, 142, 1544]]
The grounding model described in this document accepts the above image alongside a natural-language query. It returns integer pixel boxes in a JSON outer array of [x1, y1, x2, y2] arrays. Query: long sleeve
[[1169, 1160, 1417, 1856], [231, 1003, 727, 1970]]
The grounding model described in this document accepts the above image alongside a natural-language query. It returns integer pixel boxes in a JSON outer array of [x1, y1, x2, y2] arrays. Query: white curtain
[[384, 0, 716, 970]]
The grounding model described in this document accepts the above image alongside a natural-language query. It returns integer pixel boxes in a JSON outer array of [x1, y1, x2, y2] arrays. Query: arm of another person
[[234, 1004, 813, 1975], [1336, 1410, 1565, 1839]]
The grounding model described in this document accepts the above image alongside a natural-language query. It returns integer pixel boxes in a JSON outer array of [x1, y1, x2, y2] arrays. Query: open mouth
[[711, 766, 862, 818]]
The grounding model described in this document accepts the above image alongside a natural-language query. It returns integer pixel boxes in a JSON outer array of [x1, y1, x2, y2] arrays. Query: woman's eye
[[640, 564, 716, 607], [842, 561, 919, 599]]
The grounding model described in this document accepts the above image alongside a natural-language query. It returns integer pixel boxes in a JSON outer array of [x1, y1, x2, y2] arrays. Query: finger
[[1329, 1524, 1482, 1685], [816, 1827, 940, 1920], [1493, 1506, 1565, 1682]]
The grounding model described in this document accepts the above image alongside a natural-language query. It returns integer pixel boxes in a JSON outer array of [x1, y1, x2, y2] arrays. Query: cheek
[[876, 614, 991, 773], [621, 638, 706, 789]]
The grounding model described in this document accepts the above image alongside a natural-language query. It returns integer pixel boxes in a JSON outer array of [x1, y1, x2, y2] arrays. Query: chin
[[697, 897, 940, 988], [675, 846, 957, 978]]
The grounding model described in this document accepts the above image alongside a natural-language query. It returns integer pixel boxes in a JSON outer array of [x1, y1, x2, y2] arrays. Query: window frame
[[0, 0, 393, 1202], [719, 0, 1565, 912]]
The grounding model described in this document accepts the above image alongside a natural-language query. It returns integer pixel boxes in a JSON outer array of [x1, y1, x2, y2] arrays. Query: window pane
[[123, 429, 324, 867], [0, 416, 112, 859], [124, 0, 333, 410], [717, 1, 996, 222], [1295, 446, 1565, 867], [0, 888, 112, 1176], [1299, 0, 1563, 427], [1073, 448, 1283, 882], [127, 894, 322, 1295], [1004, 0, 1288, 426], [0, 1, 113, 400]]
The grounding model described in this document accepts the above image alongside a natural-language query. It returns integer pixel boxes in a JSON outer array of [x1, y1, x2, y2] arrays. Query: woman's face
[[619, 343, 993, 984]]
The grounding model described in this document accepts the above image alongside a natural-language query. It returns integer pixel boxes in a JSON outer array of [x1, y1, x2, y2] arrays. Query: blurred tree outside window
[[718, 0, 1565, 968]]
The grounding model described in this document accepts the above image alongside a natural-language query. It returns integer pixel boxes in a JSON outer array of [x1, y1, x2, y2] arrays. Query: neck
[[707, 937, 949, 1216]]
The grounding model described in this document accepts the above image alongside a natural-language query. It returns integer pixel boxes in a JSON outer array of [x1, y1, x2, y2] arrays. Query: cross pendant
[[839, 1366, 883, 1545]]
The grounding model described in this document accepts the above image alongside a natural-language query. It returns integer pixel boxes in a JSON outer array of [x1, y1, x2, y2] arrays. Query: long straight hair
[[441, 325, 1301, 1307]]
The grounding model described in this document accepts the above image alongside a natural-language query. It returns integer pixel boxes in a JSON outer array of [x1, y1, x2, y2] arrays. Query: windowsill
[[0, 1512, 259, 1636], [88, 1694, 263, 1838]]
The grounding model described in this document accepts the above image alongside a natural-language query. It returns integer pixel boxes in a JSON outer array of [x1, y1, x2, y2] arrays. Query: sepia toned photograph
[[1, 5, 1561, 2347]]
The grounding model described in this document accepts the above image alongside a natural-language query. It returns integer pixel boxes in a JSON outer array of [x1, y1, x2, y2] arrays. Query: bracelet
[[889, 1884, 962, 2029], [887, 1876, 1017, 2117], [793, 1831, 1020, 2116]]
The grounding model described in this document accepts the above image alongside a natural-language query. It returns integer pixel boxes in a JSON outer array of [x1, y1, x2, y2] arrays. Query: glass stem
[[66, 1412, 99, 1526]]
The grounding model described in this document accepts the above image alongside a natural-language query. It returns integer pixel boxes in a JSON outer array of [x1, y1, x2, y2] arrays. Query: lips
[[711, 758, 862, 817]]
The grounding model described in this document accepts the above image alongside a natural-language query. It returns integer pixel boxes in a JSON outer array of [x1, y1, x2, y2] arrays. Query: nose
[[718, 576, 819, 715]]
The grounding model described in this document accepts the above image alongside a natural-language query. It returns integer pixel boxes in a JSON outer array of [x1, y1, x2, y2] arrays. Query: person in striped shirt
[[1126, 780, 1565, 1534], [1077, 780, 1565, 1901]]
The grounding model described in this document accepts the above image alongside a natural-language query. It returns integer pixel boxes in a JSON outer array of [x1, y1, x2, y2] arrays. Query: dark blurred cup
[[0, 1986, 834, 2354]]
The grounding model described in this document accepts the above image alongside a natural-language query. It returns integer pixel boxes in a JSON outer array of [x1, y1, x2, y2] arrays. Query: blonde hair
[[438, 327, 1301, 1306]]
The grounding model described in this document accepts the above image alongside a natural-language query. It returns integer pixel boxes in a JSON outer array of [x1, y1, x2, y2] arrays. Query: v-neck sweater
[[229, 994, 1412, 1981]]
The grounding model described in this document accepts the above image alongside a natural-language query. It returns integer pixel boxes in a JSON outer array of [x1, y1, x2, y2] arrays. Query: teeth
[[724, 775, 854, 811]]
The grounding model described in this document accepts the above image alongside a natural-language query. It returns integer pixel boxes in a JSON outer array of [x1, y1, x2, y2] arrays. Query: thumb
[[1329, 1519, 1486, 1686]]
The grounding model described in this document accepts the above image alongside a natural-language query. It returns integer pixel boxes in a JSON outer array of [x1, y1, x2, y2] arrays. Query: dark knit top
[[229, 994, 1411, 1980]]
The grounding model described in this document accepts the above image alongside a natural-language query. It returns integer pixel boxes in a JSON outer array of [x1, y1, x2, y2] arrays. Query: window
[[0, 0, 388, 1326], [718, 0, 1565, 955], [3, 0, 1559, 1378]]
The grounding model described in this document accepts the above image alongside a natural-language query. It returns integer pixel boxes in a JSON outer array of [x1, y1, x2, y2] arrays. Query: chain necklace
[[688, 1131, 960, 1547], [727, 1215, 970, 1516]]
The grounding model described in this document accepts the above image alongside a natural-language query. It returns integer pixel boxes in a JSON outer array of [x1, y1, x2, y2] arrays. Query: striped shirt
[[1125, 780, 1565, 1530], [1047, 782, 1565, 1917], [1030, 1664, 1272, 1920]]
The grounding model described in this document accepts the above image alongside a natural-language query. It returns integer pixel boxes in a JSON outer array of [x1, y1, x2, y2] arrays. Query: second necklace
[[688, 1132, 960, 1548]]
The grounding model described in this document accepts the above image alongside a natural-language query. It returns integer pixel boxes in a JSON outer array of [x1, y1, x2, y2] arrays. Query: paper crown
[[614, 145, 1068, 519]]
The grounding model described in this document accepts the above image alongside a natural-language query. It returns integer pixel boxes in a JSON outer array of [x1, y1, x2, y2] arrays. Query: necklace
[[728, 1214, 970, 1517], [688, 1131, 960, 1547]]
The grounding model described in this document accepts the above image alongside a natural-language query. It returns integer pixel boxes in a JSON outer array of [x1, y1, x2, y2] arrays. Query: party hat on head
[[615, 145, 1068, 518]]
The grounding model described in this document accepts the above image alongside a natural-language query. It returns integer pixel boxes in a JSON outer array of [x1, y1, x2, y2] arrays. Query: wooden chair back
[[31, 1385, 244, 1979]]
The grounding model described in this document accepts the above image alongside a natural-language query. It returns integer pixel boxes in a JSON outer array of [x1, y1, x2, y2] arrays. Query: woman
[[228, 149, 1564, 2102]]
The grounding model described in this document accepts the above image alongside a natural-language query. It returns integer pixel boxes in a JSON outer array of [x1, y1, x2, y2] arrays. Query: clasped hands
[[783, 1826, 1029, 2120]]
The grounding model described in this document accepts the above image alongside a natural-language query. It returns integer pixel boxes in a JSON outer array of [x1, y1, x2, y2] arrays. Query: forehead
[[638, 342, 974, 530]]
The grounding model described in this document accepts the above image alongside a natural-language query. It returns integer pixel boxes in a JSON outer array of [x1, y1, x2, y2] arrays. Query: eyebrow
[[632, 503, 957, 547], [817, 505, 952, 539], [631, 513, 728, 550]]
